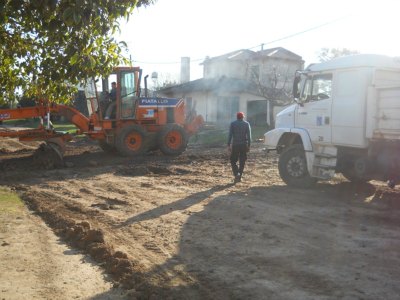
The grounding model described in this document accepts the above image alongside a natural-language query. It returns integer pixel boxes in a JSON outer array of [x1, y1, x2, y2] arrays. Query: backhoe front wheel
[[116, 125, 148, 156], [278, 144, 317, 188], [158, 124, 188, 155]]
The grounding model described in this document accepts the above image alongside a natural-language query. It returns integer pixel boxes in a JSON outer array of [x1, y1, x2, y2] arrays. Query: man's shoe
[[388, 179, 395, 189], [234, 175, 241, 183]]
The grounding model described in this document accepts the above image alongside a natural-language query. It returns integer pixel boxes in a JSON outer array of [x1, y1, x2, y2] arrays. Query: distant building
[[157, 47, 304, 127]]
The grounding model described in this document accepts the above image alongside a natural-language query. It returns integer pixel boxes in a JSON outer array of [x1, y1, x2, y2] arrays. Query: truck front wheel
[[278, 144, 317, 188]]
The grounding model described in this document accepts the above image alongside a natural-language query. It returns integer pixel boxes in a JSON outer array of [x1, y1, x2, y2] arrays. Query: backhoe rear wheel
[[116, 125, 148, 156], [278, 144, 317, 188], [158, 124, 188, 156]]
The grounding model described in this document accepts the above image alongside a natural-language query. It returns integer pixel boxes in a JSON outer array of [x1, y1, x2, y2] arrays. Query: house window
[[250, 65, 260, 81], [185, 97, 194, 116], [185, 97, 193, 108]]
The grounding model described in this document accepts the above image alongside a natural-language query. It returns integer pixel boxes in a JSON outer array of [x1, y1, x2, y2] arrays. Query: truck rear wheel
[[341, 157, 371, 183], [159, 124, 188, 156], [116, 125, 148, 156], [278, 144, 317, 188]]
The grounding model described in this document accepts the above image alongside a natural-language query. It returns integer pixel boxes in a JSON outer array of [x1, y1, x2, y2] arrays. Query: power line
[[132, 15, 349, 65], [248, 15, 349, 50]]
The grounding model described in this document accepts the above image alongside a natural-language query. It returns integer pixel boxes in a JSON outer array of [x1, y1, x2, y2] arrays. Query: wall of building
[[204, 60, 245, 79]]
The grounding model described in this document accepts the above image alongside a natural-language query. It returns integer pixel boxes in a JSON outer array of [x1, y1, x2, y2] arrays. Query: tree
[[248, 63, 294, 128], [0, 0, 155, 104], [318, 47, 359, 62]]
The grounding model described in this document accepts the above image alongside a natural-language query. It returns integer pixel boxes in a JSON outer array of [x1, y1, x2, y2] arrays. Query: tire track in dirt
[[3, 139, 400, 299], [16, 156, 237, 299], [20, 188, 213, 299]]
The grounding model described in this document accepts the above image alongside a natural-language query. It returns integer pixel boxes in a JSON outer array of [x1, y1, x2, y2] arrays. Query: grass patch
[[53, 123, 78, 134], [0, 188, 24, 214], [3, 119, 78, 134], [4, 118, 41, 128]]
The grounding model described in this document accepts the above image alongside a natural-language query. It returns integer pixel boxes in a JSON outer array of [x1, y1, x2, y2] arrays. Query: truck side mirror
[[293, 75, 301, 99]]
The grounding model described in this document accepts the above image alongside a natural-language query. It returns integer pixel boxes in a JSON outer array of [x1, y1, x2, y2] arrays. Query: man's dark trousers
[[230, 144, 247, 177]]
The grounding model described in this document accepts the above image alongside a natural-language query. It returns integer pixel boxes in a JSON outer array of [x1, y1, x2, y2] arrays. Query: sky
[[118, 0, 400, 85]]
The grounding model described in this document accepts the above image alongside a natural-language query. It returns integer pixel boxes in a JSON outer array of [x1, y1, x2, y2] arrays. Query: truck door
[[296, 74, 333, 144]]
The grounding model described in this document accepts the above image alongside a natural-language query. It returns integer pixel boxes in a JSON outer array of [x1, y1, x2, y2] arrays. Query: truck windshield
[[302, 74, 332, 101]]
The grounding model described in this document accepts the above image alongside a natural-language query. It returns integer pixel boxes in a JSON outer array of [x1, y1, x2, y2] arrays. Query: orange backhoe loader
[[0, 66, 204, 165]]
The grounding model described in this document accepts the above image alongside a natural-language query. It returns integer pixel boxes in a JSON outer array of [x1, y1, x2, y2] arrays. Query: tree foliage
[[0, 0, 155, 104], [318, 47, 359, 62]]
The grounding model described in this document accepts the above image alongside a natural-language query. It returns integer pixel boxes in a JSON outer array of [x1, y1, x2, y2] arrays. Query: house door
[[217, 96, 239, 124], [247, 100, 268, 126]]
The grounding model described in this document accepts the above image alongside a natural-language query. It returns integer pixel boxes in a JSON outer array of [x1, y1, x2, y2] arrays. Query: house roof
[[201, 47, 303, 65], [157, 47, 303, 98], [158, 76, 253, 95], [158, 76, 292, 102], [255, 47, 303, 61], [201, 49, 254, 64]]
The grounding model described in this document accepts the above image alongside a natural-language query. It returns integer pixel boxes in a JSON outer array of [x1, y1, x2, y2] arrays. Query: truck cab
[[265, 54, 400, 188]]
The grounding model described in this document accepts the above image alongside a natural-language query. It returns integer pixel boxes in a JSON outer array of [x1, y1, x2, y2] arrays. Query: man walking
[[227, 112, 252, 183]]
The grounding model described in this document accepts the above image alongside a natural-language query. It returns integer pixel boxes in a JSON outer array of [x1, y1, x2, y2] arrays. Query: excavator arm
[[0, 102, 92, 168], [0, 103, 90, 138], [50, 104, 90, 133]]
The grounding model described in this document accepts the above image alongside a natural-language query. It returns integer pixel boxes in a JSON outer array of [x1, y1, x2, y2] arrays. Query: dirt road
[[1, 138, 400, 299]]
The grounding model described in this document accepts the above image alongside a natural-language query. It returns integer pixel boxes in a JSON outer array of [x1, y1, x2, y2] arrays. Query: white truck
[[264, 54, 400, 188]]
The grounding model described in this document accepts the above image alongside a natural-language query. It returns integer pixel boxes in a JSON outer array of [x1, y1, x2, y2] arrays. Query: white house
[[158, 47, 304, 127]]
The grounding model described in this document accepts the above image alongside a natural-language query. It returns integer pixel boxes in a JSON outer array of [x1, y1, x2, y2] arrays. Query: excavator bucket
[[32, 142, 64, 169]]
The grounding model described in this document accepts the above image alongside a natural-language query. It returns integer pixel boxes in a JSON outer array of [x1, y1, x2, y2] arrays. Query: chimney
[[180, 57, 190, 83]]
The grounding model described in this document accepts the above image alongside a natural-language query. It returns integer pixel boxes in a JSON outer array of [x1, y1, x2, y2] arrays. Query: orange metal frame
[[0, 66, 204, 152]]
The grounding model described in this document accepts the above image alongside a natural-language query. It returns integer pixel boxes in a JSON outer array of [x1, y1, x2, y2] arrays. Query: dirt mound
[[0, 137, 41, 153], [19, 190, 178, 298], [32, 143, 64, 169], [22, 192, 137, 289]]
